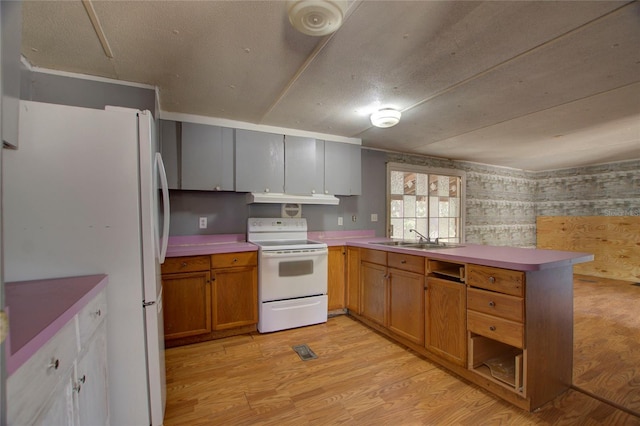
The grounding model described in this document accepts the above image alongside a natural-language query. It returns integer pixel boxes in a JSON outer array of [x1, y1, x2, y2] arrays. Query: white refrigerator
[[3, 100, 170, 425]]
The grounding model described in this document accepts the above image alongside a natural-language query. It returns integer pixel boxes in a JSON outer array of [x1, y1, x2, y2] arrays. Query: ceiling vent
[[287, 0, 347, 36]]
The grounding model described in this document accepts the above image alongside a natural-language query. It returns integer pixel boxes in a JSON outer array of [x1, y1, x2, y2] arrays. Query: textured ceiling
[[21, 0, 640, 171]]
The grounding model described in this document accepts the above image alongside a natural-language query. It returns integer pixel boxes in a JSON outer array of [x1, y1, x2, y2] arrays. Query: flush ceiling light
[[370, 108, 401, 128], [287, 0, 347, 36]]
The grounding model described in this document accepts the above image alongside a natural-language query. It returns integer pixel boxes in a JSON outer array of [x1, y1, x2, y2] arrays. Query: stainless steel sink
[[372, 241, 464, 250]]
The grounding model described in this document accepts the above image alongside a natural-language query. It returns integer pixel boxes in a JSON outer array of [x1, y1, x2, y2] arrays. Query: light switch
[[338, 217, 343, 226], [371, 214, 378, 222]]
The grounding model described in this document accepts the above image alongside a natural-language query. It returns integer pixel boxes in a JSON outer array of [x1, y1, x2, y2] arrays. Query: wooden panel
[[161, 255, 210, 274], [537, 216, 640, 282], [346, 247, 360, 313], [467, 288, 524, 323], [426, 277, 467, 366], [360, 248, 387, 265], [467, 264, 524, 297], [327, 246, 346, 310], [211, 251, 257, 268], [467, 311, 524, 349], [360, 261, 387, 326], [212, 266, 258, 330], [388, 252, 425, 274], [388, 269, 425, 345], [162, 271, 212, 340]]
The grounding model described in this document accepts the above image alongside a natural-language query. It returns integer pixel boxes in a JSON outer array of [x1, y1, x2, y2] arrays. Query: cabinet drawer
[[7, 319, 77, 425], [467, 288, 523, 323], [360, 249, 387, 266], [467, 264, 524, 297], [388, 252, 424, 274], [467, 310, 524, 349], [211, 251, 257, 268], [77, 288, 108, 348], [162, 255, 211, 274]]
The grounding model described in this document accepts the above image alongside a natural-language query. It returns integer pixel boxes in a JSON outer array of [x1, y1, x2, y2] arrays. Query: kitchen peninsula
[[161, 232, 592, 412]]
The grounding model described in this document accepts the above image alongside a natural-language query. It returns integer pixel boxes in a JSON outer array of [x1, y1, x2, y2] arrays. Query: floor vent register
[[292, 344, 318, 361]]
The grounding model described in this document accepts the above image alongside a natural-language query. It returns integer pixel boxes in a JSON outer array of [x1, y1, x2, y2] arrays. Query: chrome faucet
[[409, 229, 429, 243]]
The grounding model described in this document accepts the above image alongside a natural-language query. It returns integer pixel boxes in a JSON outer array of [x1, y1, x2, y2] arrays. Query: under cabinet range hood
[[246, 192, 339, 205]]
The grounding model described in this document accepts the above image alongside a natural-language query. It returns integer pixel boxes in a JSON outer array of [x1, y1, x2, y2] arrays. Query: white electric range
[[248, 218, 328, 333]]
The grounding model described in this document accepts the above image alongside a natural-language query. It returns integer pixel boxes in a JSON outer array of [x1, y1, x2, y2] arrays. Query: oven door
[[259, 248, 328, 302]]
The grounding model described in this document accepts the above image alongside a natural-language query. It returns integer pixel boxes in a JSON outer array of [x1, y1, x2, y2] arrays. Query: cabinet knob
[[324, 190, 328, 194], [488, 301, 495, 307], [489, 326, 496, 331], [181, 262, 187, 268], [265, 188, 270, 193], [488, 276, 495, 283], [73, 376, 86, 394], [215, 185, 221, 191], [91, 309, 102, 318], [311, 189, 316, 194], [48, 358, 60, 370], [233, 258, 238, 263]]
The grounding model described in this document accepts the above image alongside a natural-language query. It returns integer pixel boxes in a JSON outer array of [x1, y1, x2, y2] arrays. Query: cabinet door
[[327, 246, 346, 310], [162, 271, 212, 340], [284, 136, 324, 195], [360, 261, 387, 326], [212, 266, 258, 330], [181, 122, 235, 191], [159, 120, 180, 189], [388, 268, 425, 345], [426, 277, 467, 366], [35, 379, 73, 426], [346, 247, 360, 313], [1, 0, 21, 147], [324, 141, 361, 195], [75, 324, 109, 426], [235, 129, 284, 193]]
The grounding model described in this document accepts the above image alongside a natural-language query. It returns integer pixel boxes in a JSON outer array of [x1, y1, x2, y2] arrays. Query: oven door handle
[[261, 249, 328, 258]]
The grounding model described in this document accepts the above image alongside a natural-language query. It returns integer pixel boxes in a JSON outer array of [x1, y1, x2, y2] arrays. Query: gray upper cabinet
[[324, 141, 361, 195], [284, 136, 324, 195], [159, 120, 180, 190], [235, 129, 284, 193], [181, 122, 234, 191]]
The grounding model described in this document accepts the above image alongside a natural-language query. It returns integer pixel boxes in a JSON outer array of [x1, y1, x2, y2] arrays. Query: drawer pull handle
[[48, 358, 60, 370], [488, 301, 495, 307], [489, 326, 496, 331], [489, 276, 495, 283], [181, 262, 187, 267], [233, 258, 238, 263], [400, 260, 407, 264]]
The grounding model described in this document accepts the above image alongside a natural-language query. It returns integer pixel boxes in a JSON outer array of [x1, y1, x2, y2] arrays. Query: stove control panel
[[248, 217, 307, 233]]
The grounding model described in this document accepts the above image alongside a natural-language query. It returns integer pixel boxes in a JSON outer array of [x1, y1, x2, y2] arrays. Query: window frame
[[385, 162, 466, 242]]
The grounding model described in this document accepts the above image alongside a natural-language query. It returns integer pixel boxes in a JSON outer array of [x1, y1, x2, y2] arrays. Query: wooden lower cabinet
[[212, 265, 258, 330], [360, 261, 387, 326], [162, 252, 258, 346], [425, 276, 466, 366], [389, 268, 425, 345], [327, 246, 346, 310], [162, 260, 212, 340], [346, 247, 360, 313]]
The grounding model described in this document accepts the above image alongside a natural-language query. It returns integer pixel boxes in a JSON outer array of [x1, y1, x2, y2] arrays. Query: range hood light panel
[[247, 192, 339, 205]]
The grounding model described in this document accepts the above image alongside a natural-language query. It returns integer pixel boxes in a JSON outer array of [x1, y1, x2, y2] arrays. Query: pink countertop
[[5, 274, 108, 376], [165, 234, 258, 257], [165, 231, 592, 271], [346, 241, 594, 271]]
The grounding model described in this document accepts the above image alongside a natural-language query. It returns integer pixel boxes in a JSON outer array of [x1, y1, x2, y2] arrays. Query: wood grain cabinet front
[[346, 247, 360, 313], [161, 256, 212, 341], [327, 246, 346, 311], [388, 267, 425, 345], [211, 252, 258, 330]]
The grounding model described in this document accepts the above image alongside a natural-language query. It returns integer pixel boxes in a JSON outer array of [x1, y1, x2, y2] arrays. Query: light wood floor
[[573, 274, 640, 414], [164, 314, 640, 425]]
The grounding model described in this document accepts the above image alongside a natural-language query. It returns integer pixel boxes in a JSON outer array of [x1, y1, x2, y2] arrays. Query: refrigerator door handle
[[156, 152, 170, 264]]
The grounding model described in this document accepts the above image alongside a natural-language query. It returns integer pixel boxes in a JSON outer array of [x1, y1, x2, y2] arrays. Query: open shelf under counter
[[427, 259, 466, 283], [469, 334, 525, 396]]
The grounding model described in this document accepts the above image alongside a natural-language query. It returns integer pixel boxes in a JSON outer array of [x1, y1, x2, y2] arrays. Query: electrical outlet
[[352, 215, 357, 222], [371, 213, 378, 222], [338, 217, 343, 226], [199, 217, 207, 229]]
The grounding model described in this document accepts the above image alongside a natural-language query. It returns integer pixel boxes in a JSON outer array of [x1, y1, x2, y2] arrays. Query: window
[[387, 163, 465, 243]]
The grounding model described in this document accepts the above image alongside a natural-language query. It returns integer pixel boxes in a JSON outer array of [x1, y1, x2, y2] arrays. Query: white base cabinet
[[8, 289, 109, 426]]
